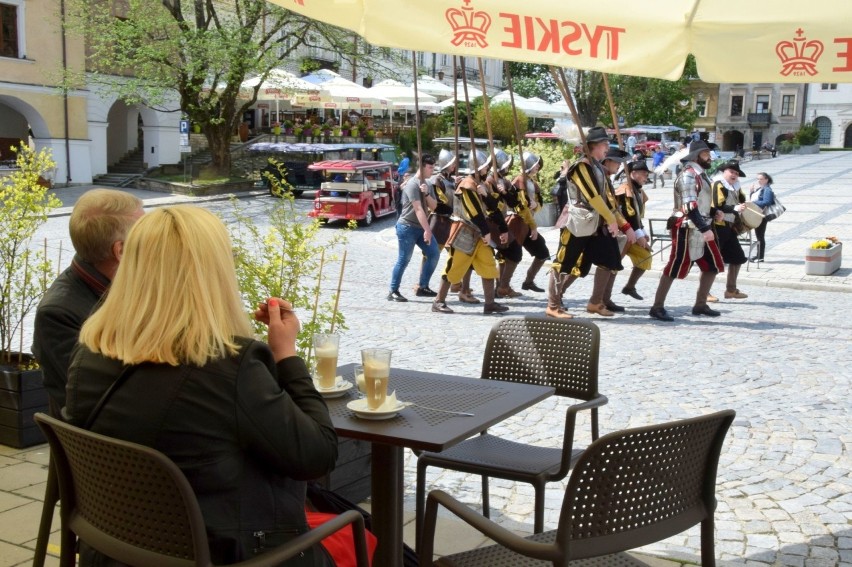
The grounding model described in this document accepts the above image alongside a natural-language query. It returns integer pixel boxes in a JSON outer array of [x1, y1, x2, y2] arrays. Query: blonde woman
[[64, 205, 339, 566]]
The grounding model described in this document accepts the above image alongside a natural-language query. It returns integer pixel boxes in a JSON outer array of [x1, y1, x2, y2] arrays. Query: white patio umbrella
[[240, 69, 320, 118], [368, 79, 439, 126], [412, 75, 455, 100], [293, 76, 392, 125]]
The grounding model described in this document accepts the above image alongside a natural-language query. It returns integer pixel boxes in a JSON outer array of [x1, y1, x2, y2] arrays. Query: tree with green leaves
[[65, 0, 403, 176], [506, 63, 560, 102], [472, 102, 528, 146]]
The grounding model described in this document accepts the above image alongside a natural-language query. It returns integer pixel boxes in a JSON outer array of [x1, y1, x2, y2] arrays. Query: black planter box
[[317, 437, 372, 503], [0, 366, 48, 448]]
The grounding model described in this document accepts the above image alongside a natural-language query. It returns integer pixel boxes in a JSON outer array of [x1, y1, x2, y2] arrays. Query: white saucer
[[313, 379, 353, 399], [346, 398, 405, 420]]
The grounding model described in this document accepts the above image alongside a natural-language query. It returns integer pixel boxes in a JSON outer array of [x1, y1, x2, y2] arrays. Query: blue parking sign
[[180, 120, 189, 134]]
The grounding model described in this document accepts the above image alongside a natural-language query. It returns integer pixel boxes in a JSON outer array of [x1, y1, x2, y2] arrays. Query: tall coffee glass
[[361, 348, 391, 410], [313, 334, 339, 389]]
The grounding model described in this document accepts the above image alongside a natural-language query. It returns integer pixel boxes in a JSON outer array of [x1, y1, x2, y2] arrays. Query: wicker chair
[[34, 413, 370, 567], [416, 317, 608, 544], [419, 410, 736, 567]]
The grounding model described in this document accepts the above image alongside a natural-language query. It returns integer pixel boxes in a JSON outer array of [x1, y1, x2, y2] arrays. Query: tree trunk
[[204, 125, 233, 177]]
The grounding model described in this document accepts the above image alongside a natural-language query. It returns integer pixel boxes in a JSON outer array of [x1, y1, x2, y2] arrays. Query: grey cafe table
[[327, 363, 555, 567]]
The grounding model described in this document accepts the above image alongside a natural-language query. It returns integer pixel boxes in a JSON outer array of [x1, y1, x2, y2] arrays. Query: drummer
[[710, 160, 749, 300]]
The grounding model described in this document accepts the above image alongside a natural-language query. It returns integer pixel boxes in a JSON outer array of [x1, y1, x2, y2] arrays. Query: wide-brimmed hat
[[681, 140, 712, 163], [717, 159, 746, 177], [585, 126, 610, 145], [603, 148, 629, 163], [628, 159, 649, 173]]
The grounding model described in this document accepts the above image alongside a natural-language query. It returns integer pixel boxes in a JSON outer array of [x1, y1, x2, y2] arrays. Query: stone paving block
[[0, 463, 48, 492], [0, 540, 35, 567]]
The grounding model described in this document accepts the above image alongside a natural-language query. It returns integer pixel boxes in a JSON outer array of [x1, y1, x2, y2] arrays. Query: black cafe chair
[[34, 413, 370, 567], [419, 410, 736, 567], [416, 317, 608, 543]]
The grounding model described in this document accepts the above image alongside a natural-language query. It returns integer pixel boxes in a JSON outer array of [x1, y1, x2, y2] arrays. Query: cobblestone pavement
[[1, 152, 850, 566]]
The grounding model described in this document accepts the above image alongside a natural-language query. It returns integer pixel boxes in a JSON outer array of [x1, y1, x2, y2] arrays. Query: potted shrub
[[342, 121, 351, 137], [293, 126, 304, 141], [283, 119, 294, 135], [350, 126, 360, 139], [311, 125, 322, 141], [0, 145, 60, 448], [364, 129, 376, 143], [333, 127, 342, 139], [272, 122, 282, 136]]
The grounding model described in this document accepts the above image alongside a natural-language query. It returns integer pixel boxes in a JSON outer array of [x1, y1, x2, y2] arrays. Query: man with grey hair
[[33, 188, 144, 413]]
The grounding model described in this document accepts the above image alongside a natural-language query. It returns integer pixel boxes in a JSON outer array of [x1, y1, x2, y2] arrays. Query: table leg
[[370, 443, 404, 567]]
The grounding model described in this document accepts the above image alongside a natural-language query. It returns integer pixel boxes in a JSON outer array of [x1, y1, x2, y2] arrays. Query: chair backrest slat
[[35, 414, 210, 567], [481, 316, 600, 400], [559, 410, 735, 559]]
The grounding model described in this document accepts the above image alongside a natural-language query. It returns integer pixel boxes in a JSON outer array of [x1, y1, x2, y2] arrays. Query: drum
[[736, 202, 765, 234]]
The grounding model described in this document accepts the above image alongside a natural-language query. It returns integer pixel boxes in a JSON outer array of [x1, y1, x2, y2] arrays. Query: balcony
[[747, 112, 772, 126]]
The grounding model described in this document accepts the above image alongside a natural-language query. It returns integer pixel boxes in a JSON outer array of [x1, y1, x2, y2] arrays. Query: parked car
[[248, 142, 398, 197], [307, 160, 398, 226]]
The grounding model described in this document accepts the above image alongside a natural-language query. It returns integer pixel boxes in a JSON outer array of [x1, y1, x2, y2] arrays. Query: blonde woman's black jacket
[[64, 337, 338, 566]]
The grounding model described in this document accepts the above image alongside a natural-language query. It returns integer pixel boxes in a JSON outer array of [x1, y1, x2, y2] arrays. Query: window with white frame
[[755, 94, 770, 113], [0, 1, 22, 59], [781, 94, 795, 116], [441, 54, 448, 66], [821, 83, 838, 90], [695, 100, 707, 117]]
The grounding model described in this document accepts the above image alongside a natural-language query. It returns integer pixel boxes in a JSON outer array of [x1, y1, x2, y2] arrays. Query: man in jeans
[[388, 154, 439, 302]]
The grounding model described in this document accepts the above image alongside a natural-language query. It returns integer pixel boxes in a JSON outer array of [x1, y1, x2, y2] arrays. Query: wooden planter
[[0, 365, 48, 448], [316, 437, 371, 503], [805, 242, 842, 275]]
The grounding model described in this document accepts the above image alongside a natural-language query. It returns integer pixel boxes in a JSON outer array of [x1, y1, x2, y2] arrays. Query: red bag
[[306, 510, 378, 567]]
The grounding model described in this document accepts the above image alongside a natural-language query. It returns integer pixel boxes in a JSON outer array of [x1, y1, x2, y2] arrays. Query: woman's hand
[[255, 298, 300, 362]]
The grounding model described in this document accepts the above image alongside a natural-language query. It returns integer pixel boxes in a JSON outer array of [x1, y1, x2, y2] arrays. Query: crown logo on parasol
[[446, 0, 491, 48], [776, 28, 824, 76]]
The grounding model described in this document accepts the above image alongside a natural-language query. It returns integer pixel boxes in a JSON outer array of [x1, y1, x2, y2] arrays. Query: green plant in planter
[[350, 126, 360, 138], [293, 126, 304, 140], [311, 126, 322, 140], [333, 127, 342, 138], [794, 123, 820, 146], [227, 186, 354, 368], [0, 146, 61, 366]]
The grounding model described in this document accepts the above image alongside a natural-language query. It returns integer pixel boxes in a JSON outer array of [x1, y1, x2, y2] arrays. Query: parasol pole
[[307, 248, 326, 363], [602, 73, 623, 149], [329, 249, 347, 333], [452, 57, 460, 169], [411, 51, 423, 183], [503, 62, 527, 192], [459, 58, 479, 178], [476, 58, 499, 183], [548, 66, 587, 152]]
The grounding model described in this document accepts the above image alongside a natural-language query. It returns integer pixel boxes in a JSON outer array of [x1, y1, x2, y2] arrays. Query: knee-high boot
[[458, 268, 479, 303], [522, 258, 547, 292], [587, 268, 614, 316], [483, 278, 509, 314], [621, 267, 646, 299], [652, 274, 674, 310], [726, 264, 738, 292], [694, 271, 717, 309], [602, 271, 624, 312], [434, 278, 451, 303], [546, 269, 572, 318], [725, 264, 748, 298], [497, 260, 521, 297]]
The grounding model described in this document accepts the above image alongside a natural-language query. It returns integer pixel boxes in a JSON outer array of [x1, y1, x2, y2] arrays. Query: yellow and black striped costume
[[553, 159, 627, 276]]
